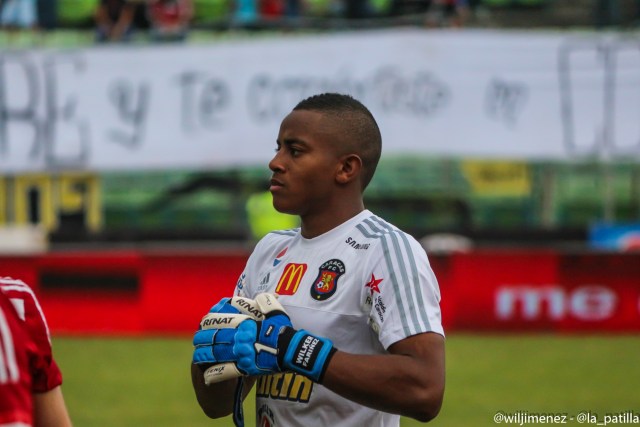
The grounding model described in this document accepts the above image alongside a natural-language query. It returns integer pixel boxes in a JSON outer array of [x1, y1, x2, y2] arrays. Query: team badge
[[273, 247, 288, 266], [310, 259, 345, 301], [257, 403, 276, 427], [275, 263, 307, 296]]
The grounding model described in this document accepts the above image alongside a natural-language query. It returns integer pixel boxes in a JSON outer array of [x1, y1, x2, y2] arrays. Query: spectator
[[95, 0, 136, 42], [593, 0, 620, 28], [388, 0, 430, 18], [147, 0, 193, 42], [283, 0, 304, 24], [343, 0, 370, 19], [0, 0, 37, 36], [426, 0, 469, 27], [260, 0, 284, 22], [36, 0, 56, 31], [230, 0, 260, 29]]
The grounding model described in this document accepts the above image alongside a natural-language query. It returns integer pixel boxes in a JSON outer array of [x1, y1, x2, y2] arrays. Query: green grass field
[[52, 334, 640, 427]]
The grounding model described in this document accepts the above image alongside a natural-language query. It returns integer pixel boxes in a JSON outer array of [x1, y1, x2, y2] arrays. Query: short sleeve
[[363, 233, 444, 350], [1, 280, 63, 392], [0, 293, 36, 425]]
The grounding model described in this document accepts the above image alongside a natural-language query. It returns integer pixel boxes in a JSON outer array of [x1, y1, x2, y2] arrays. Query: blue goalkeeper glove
[[192, 293, 336, 384]]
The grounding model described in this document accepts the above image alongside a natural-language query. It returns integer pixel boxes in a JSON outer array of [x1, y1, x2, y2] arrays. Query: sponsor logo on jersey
[[258, 404, 276, 427], [364, 274, 385, 323], [345, 236, 370, 250], [275, 263, 307, 296], [236, 273, 246, 294], [273, 247, 288, 266], [365, 273, 383, 296], [374, 295, 387, 322], [256, 372, 314, 403], [258, 272, 271, 292], [310, 259, 345, 301]]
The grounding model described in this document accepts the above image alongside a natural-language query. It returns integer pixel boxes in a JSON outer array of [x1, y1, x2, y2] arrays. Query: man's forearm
[[321, 333, 445, 422]]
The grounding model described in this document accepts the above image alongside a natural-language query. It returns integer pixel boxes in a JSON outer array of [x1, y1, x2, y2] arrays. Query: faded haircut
[[293, 93, 382, 191]]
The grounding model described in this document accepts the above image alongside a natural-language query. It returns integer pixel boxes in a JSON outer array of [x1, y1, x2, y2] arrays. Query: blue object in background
[[589, 222, 640, 251]]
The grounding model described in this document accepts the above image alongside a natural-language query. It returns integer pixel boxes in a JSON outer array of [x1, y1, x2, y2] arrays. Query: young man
[[192, 93, 445, 426], [0, 277, 73, 427]]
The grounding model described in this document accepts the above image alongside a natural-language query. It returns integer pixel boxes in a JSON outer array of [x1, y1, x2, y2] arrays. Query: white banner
[[1, 29, 639, 173]]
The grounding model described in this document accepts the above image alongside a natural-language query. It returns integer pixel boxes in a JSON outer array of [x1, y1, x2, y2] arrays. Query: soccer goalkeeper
[[191, 93, 445, 426]]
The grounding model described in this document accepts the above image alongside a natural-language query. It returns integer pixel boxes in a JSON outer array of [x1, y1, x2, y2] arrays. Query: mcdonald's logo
[[275, 263, 307, 296]]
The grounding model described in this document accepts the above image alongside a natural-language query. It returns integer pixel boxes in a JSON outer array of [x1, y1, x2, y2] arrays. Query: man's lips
[[270, 178, 284, 191]]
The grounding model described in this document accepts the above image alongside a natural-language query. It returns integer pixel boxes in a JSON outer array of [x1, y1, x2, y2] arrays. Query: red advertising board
[[445, 251, 640, 332], [0, 249, 638, 334]]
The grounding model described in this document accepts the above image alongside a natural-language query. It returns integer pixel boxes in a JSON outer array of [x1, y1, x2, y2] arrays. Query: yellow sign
[[14, 174, 56, 229], [461, 160, 531, 197], [3, 173, 102, 232], [58, 173, 102, 232]]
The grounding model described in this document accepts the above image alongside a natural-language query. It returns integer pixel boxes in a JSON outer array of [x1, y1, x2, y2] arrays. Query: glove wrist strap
[[278, 328, 337, 384]]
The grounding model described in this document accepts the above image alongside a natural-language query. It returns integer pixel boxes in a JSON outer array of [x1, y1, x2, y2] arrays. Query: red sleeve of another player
[[21, 293, 63, 392], [1, 282, 64, 393], [0, 294, 35, 426]]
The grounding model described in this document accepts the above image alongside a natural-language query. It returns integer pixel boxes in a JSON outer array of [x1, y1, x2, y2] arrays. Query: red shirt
[[0, 290, 35, 426], [0, 278, 63, 393], [148, 0, 192, 29]]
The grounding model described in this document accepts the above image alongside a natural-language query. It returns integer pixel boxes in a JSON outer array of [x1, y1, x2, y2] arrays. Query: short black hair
[[293, 93, 382, 190]]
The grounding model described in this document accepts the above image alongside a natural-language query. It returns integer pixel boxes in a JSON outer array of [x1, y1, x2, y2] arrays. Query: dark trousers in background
[[38, 0, 57, 29]]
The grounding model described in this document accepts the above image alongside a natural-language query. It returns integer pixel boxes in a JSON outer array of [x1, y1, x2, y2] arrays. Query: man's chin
[[272, 202, 300, 216]]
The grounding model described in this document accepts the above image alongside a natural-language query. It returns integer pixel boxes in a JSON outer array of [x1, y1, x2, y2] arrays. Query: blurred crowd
[[0, 0, 639, 44], [0, 0, 483, 43]]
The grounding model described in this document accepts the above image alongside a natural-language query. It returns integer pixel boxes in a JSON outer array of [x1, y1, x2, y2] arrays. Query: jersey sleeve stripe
[[374, 218, 433, 333], [358, 219, 412, 337], [0, 309, 19, 383], [0, 280, 52, 345], [372, 220, 427, 335], [362, 216, 434, 335]]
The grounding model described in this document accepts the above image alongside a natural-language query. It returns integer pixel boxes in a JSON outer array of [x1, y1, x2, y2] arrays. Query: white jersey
[[235, 210, 444, 427]]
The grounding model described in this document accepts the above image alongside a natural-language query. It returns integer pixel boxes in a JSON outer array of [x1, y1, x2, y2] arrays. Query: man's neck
[[300, 203, 365, 239]]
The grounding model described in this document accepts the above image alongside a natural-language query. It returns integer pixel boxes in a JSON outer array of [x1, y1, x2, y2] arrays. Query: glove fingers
[[209, 297, 234, 313], [208, 296, 265, 321], [193, 341, 237, 364], [254, 293, 286, 316], [200, 313, 253, 330], [229, 296, 266, 320], [193, 346, 217, 364], [193, 328, 217, 346], [203, 363, 244, 385]]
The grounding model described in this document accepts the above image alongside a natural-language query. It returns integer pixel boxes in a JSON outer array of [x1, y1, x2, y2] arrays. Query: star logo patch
[[365, 274, 383, 296]]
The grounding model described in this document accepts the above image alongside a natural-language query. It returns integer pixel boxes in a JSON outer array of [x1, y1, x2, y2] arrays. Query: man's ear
[[336, 154, 363, 185]]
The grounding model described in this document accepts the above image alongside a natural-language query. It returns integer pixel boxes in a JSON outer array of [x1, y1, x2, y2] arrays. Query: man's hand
[[193, 293, 337, 384], [192, 294, 287, 383]]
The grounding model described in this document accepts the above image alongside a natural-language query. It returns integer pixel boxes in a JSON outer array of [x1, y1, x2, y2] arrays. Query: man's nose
[[269, 151, 284, 172]]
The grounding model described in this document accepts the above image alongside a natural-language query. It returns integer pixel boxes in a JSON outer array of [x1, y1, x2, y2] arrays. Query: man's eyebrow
[[279, 138, 308, 147]]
